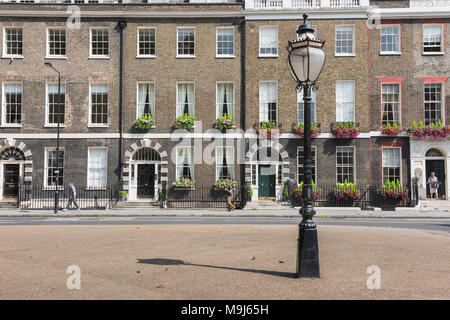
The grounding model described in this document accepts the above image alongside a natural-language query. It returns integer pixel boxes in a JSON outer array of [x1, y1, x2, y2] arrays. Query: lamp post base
[[296, 225, 320, 278]]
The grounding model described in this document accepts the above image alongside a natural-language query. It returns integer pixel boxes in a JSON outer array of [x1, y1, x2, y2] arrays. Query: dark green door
[[3, 164, 19, 198], [258, 165, 276, 199], [426, 160, 446, 199]]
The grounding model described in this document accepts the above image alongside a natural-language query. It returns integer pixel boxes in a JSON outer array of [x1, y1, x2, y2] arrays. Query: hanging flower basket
[[331, 180, 361, 201], [293, 122, 319, 138], [213, 179, 236, 191], [135, 114, 154, 131], [408, 121, 449, 138], [255, 122, 280, 138], [175, 114, 194, 130], [215, 114, 234, 132], [332, 122, 360, 139], [381, 123, 402, 136], [172, 178, 195, 190]]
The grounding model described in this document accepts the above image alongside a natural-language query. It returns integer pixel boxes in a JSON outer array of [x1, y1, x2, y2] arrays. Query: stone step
[[114, 201, 160, 209], [420, 200, 450, 212], [0, 201, 18, 209]]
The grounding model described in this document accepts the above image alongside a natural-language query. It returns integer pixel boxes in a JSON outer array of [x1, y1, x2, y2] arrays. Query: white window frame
[[216, 27, 235, 58], [176, 27, 195, 59], [297, 146, 317, 185], [336, 146, 356, 184], [335, 80, 355, 122], [381, 82, 402, 127], [335, 25, 355, 57], [380, 24, 401, 55], [136, 81, 156, 127], [423, 82, 445, 126], [176, 81, 195, 119], [1, 82, 23, 127], [44, 83, 66, 128], [2, 27, 24, 59], [88, 83, 109, 127], [175, 146, 195, 180], [259, 26, 278, 58], [382, 147, 402, 185], [89, 27, 110, 59], [136, 27, 156, 58], [216, 81, 235, 120], [46, 27, 67, 59], [87, 147, 108, 188], [423, 24, 444, 55], [215, 146, 235, 181], [44, 147, 65, 189], [259, 80, 278, 124]]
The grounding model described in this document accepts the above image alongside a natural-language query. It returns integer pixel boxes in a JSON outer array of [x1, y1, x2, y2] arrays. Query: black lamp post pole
[[45, 61, 61, 214], [297, 84, 320, 278], [55, 70, 61, 214]]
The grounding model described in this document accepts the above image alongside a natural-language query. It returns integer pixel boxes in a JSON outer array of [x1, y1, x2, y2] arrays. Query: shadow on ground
[[137, 258, 296, 278]]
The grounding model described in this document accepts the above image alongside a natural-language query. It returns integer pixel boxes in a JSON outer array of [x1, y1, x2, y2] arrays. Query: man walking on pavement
[[62, 182, 80, 212]]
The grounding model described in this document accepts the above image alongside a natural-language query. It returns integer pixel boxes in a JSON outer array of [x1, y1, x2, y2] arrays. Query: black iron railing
[[18, 185, 119, 210], [289, 185, 417, 210], [165, 185, 248, 209]]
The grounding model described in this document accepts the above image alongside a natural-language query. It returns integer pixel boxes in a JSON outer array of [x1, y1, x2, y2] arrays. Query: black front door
[[137, 164, 155, 198], [3, 164, 20, 198], [426, 160, 446, 199]]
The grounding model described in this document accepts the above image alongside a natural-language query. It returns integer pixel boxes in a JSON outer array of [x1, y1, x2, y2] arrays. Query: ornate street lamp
[[287, 14, 326, 278], [45, 61, 62, 214]]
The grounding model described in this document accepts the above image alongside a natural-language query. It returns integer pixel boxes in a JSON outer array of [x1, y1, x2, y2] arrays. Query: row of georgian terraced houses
[[0, 0, 448, 203]]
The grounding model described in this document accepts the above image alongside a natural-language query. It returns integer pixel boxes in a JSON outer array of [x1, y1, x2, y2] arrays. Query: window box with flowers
[[175, 114, 195, 130], [293, 180, 322, 204], [408, 121, 449, 138], [379, 180, 409, 211], [215, 114, 234, 132], [255, 122, 280, 139], [381, 123, 402, 136], [135, 114, 154, 131], [331, 180, 361, 201], [293, 122, 319, 138], [213, 179, 236, 191], [332, 122, 360, 139], [172, 178, 195, 190]]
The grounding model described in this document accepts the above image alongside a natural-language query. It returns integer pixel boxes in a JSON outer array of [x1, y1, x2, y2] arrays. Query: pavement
[[1, 206, 450, 219], [0, 224, 449, 299]]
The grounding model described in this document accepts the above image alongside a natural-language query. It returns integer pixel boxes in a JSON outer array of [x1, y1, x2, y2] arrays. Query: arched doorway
[[245, 141, 290, 201], [130, 147, 161, 199], [0, 146, 26, 199], [425, 148, 446, 199]]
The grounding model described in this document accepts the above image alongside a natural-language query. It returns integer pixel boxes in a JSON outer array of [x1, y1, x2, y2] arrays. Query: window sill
[[45, 56, 67, 60], [215, 55, 236, 59], [380, 52, 402, 56], [1, 124, 22, 128], [422, 52, 444, 56], [43, 186, 64, 191], [88, 56, 110, 60], [335, 53, 356, 57], [2, 55, 24, 59], [88, 124, 110, 128], [44, 124, 66, 128], [176, 55, 196, 59], [85, 186, 107, 191], [136, 55, 156, 59], [258, 54, 278, 58]]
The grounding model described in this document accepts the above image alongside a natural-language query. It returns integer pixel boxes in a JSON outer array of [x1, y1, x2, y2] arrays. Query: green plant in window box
[[135, 114, 154, 131], [175, 114, 195, 130], [215, 114, 234, 132]]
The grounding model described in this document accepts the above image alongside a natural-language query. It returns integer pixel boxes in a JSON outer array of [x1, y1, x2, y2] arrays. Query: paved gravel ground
[[0, 225, 449, 300]]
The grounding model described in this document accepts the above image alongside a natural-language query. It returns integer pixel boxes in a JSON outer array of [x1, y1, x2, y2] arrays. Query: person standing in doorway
[[63, 182, 80, 211], [226, 183, 236, 211], [427, 172, 439, 200]]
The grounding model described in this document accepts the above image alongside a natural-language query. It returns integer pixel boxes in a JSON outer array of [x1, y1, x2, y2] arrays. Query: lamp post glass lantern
[[287, 14, 326, 278], [45, 61, 62, 214]]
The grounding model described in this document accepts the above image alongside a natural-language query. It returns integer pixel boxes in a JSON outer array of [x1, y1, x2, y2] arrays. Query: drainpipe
[[115, 20, 127, 188], [239, 18, 246, 190]]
